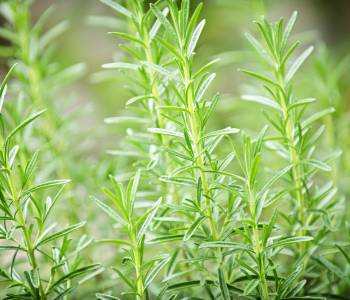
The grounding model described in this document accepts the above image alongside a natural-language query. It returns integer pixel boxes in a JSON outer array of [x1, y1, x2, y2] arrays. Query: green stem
[[277, 72, 305, 253], [14, 2, 78, 235], [325, 115, 337, 183], [249, 188, 268, 299], [253, 225, 269, 300], [183, 59, 218, 240], [130, 228, 144, 300], [7, 165, 47, 300]]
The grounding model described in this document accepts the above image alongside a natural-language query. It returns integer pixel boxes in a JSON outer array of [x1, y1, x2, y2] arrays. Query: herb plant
[[0, 0, 349, 299], [0, 0, 88, 224], [0, 68, 100, 299], [240, 11, 345, 297]]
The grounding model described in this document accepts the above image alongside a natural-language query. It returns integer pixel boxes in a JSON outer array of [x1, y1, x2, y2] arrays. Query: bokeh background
[[0, 0, 349, 297]]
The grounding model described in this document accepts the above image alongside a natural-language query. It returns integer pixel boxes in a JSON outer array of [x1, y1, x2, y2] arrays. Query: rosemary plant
[[0, 68, 100, 299], [227, 129, 313, 299], [310, 47, 350, 296], [240, 11, 343, 294], [100, 0, 170, 181], [140, 0, 241, 293], [94, 170, 169, 300], [0, 0, 87, 224], [0, 0, 347, 298], [98, 0, 241, 296], [96, 1, 341, 298], [313, 47, 350, 190]]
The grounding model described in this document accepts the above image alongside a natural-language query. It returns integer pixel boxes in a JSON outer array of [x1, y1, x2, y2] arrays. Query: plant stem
[[130, 227, 144, 300], [276, 71, 305, 253], [253, 224, 269, 300], [7, 163, 47, 300], [248, 187, 268, 299], [14, 2, 78, 229], [183, 59, 218, 240], [143, 34, 164, 139]]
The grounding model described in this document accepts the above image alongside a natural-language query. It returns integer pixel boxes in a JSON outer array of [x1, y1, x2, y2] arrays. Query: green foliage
[[94, 171, 167, 299], [0, 68, 101, 299], [0, 0, 349, 299], [0, 0, 91, 225]]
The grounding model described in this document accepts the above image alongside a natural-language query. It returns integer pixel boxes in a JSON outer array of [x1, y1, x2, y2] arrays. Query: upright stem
[[143, 36, 164, 135], [7, 165, 47, 300], [183, 59, 218, 240], [130, 226, 144, 300], [248, 188, 268, 299], [14, 3, 77, 228], [277, 72, 305, 253], [324, 115, 337, 183]]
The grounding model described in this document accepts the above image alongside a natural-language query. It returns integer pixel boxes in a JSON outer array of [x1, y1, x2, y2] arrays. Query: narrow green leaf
[[187, 19, 206, 56], [218, 267, 230, 300], [109, 31, 145, 46], [194, 58, 220, 79], [96, 294, 122, 300], [282, 11, 298, 51], [204, 127, 240, 139], [241, 94, 281, 111], [111, 267, 135, 289], [200, 241, 250, 251], [127, 170, 140, 212], [39, 21, 69, 52], [8, 145, 19, 168], [245, 32, 270, 62], [5, 109, 46, 149], [102, 62, 139, 70], [0, 63, 17, 113], [196, 73, 215, 102], [260, 165, 292, 195], [99, 0, 131, 17], [314, 256, 346, 281], [23, 151, 39, 186], [150, 8, 169, 40], [104, 116, 149, 124], [137, 197, 162, 242], [159, 176, 195, 186], [167, 280, 202, 291], [147, 234, 185, 244], [24, 179, 70, 195], [266, 236, 313, 250], [141, 61, 173, 77], [150, 4, 176, 40], [303, 159, 331, 172], [36, 222, 86, 247], [183, 216, 206, 241], [243, 279, 259, 295], [96, 239, 132, 247], [335, 244, 350, 264], [185, 2, 203, 49], [126, 95, 155, 106], [158, 105, 190, 114], [239, 68, 280, 88], [92, 196, 123, 223], [285, 46, 314, 82], [144, 256, 170, 289], [148, 128, 183, 138], [49, 264, 101, 291], [302, 107, 335, 128], [288, 98, 316, 111]]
